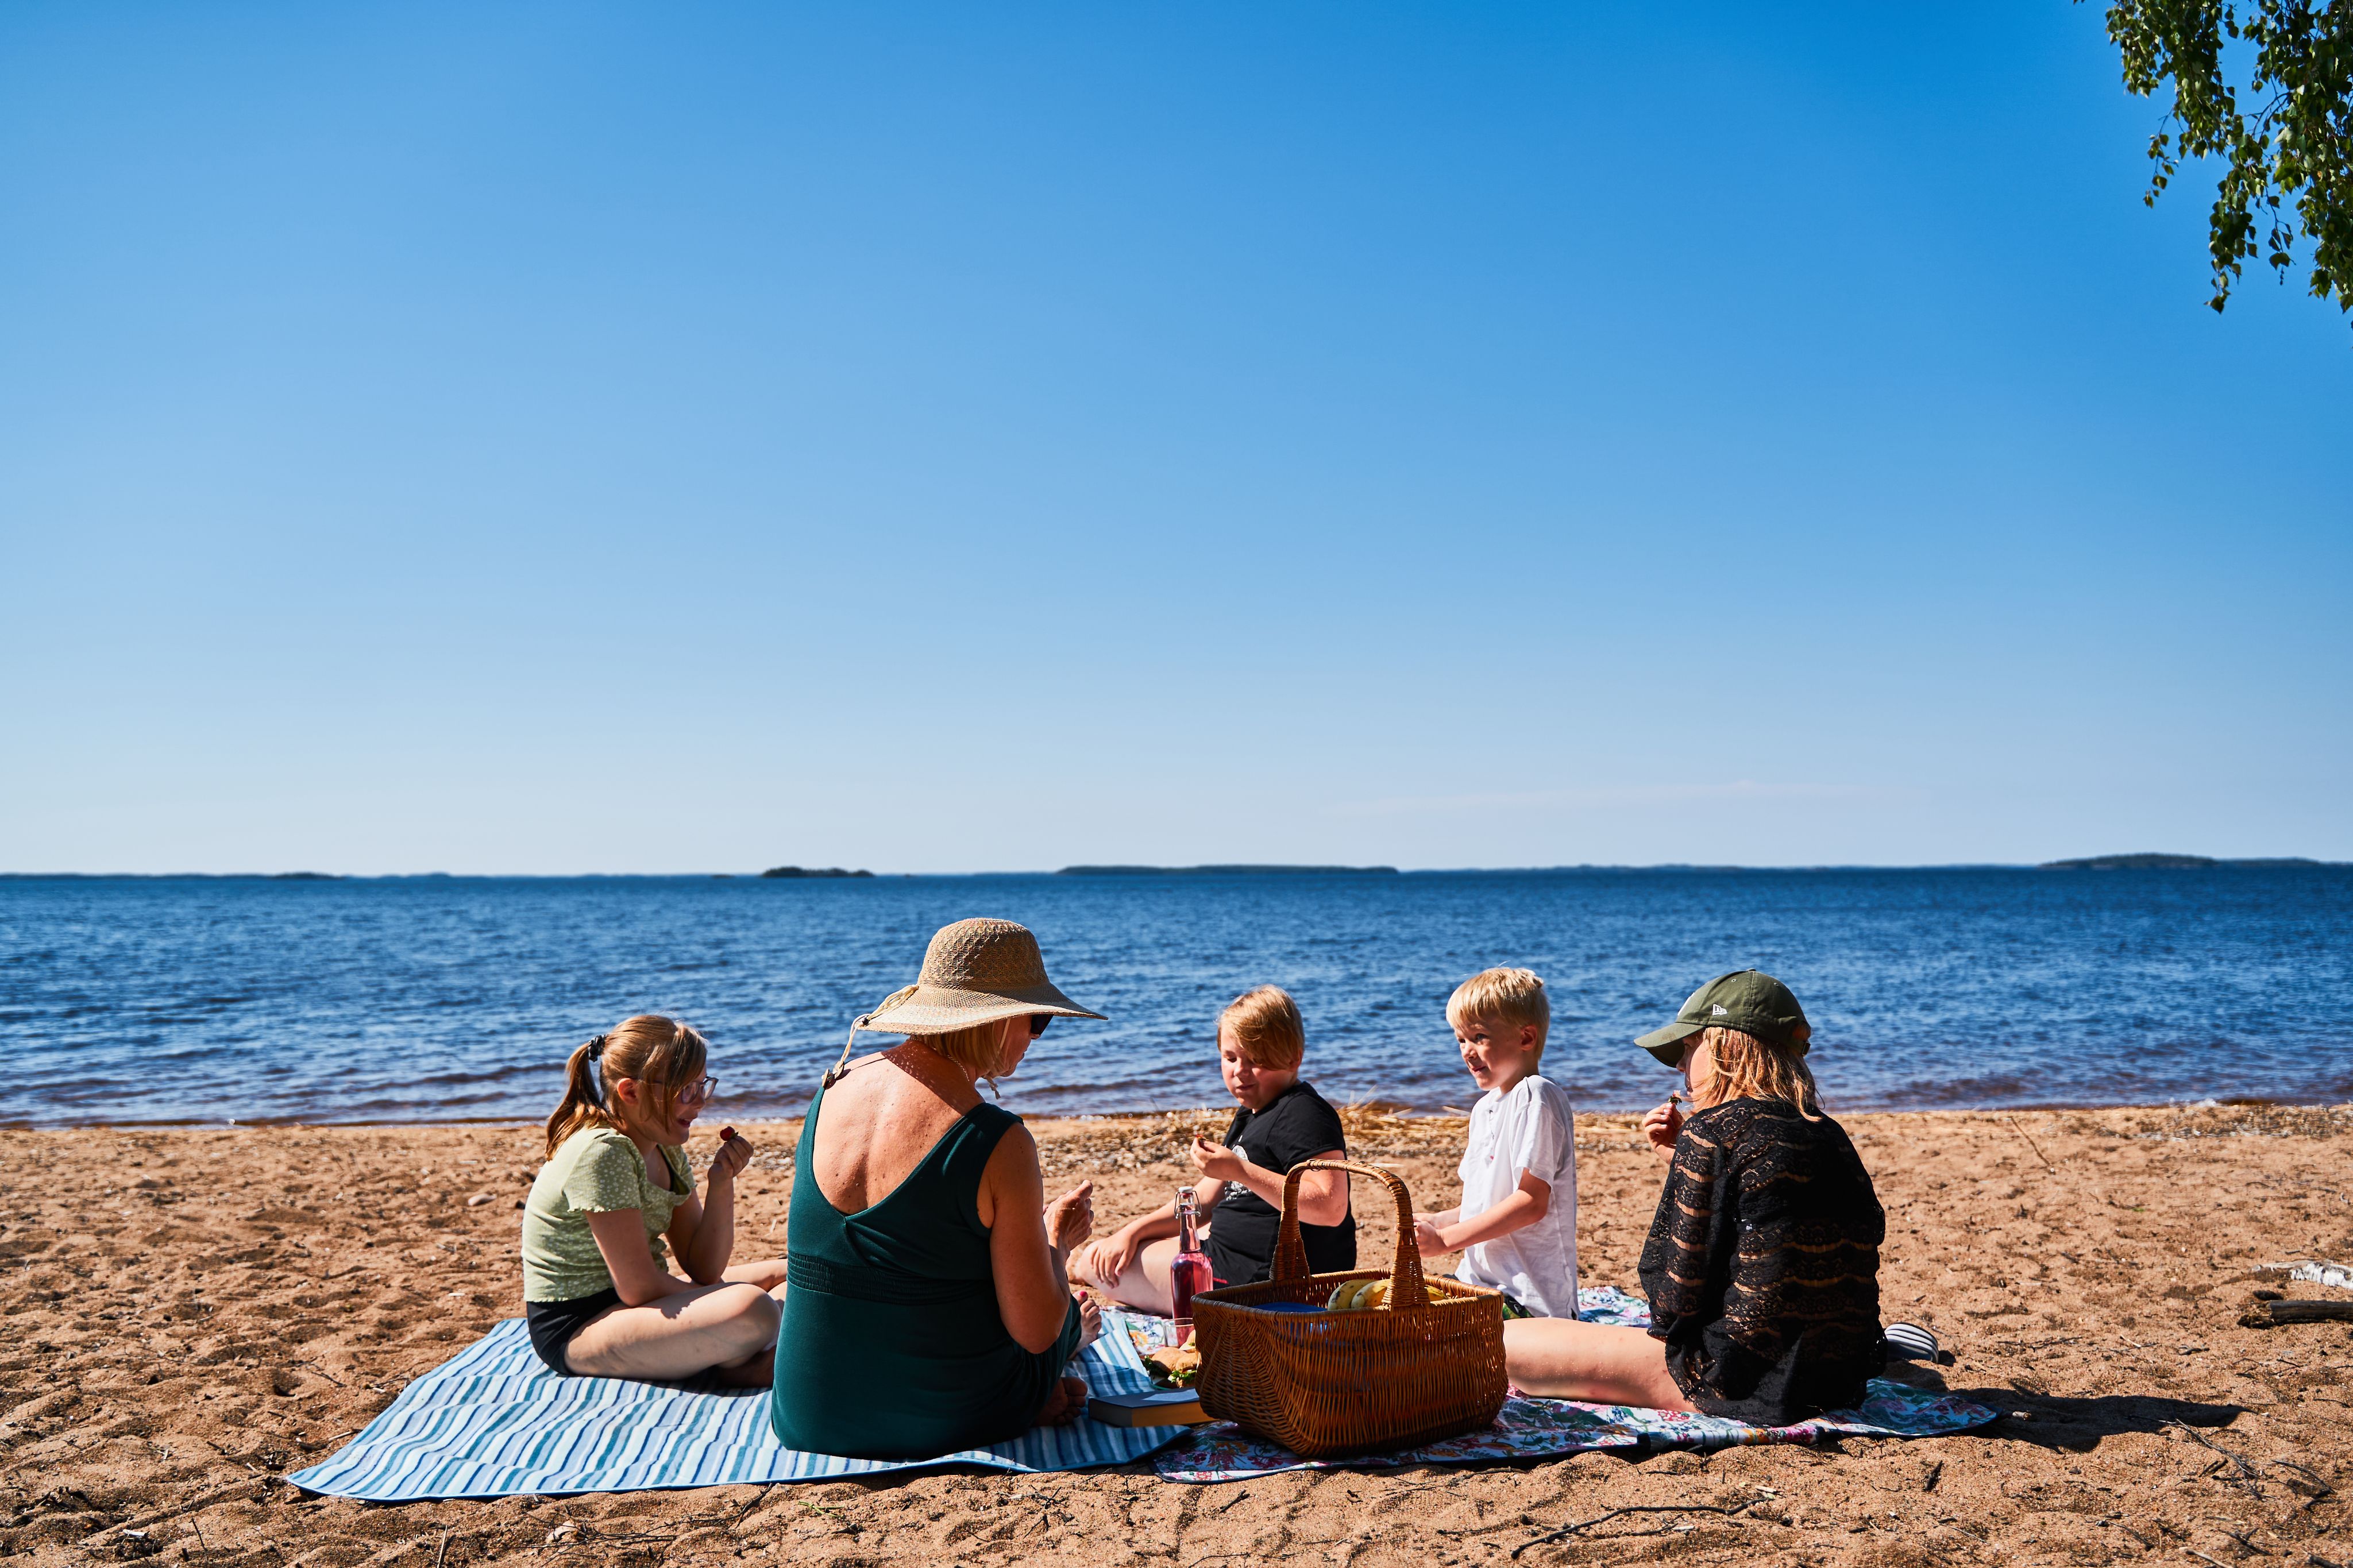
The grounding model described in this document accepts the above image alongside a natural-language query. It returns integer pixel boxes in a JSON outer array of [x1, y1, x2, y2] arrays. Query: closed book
[[1088, 1388, 1205, 1427]]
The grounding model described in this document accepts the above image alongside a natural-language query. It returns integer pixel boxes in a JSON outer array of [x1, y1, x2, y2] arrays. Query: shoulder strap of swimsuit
[[934, 1103, 1021, 1235], [796, 1080, 826, 1167]]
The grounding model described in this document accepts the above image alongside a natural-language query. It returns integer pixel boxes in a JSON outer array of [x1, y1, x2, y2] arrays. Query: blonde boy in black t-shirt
[[1077, 986, 1356, 1306]]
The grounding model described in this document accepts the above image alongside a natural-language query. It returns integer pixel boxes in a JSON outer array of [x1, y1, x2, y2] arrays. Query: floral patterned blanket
[[1120, 1289, 1996, 1484]]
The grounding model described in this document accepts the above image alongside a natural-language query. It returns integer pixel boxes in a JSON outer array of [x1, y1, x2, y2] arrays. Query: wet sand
[[3, 1100, 2349, 1567]]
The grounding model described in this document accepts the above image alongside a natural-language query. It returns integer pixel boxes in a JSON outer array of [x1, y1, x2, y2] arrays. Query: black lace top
[[1637, 1097, 1885, 1424]]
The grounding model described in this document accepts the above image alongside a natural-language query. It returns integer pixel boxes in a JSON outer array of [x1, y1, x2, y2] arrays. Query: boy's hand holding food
[[1044, 1179, 1095, 1251], [1190, 1136, 1245, 1181]]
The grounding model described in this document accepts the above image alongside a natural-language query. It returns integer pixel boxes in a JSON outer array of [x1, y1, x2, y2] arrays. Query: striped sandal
[[1883, 1321, 1941, 1362]]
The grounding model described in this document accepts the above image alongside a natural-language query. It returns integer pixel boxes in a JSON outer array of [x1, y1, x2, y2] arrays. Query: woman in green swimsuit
[[770, 919, 1105, 1459]]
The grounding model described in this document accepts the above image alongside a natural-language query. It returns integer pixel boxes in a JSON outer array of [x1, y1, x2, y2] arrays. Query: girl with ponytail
[[520, 1015, 786, 1384]]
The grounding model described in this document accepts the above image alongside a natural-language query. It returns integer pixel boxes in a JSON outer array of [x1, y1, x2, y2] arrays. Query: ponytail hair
[[1688, 1025, 1823, 1121], [545, 1014, 709, 1157]]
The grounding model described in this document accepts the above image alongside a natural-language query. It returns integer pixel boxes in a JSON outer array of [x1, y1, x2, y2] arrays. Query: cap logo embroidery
[[1711, 1004, 1729, 1016]]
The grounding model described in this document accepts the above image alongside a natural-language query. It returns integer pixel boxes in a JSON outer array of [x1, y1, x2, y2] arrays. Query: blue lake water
[[3, 867, 2349, 1127]]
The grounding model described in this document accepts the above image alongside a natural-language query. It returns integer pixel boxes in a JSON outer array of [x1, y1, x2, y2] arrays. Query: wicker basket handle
[[1269, 1159, 1426, 1301]]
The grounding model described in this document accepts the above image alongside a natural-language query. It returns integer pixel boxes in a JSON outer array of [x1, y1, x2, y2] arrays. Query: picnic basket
[[1191, 1160, 1507, 1458]]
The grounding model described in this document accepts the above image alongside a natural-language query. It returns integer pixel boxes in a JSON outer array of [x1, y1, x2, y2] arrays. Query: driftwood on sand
[[2238, 1296, 2353, 1327]]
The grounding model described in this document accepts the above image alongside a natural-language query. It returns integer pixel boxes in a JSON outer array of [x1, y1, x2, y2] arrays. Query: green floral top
[[520, 1126, 693, 1303]]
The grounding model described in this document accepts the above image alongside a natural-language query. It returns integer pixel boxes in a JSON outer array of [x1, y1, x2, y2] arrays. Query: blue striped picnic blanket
[[288, 1318, 1182, 1500]]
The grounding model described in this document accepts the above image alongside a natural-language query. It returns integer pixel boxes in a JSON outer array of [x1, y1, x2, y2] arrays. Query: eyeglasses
[[611, 1074, 719, 1106], [1028, 1014, 1052, 1038]]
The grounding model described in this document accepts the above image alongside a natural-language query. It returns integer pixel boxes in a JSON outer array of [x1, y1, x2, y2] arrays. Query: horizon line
[[3, 855, 2343, 880]]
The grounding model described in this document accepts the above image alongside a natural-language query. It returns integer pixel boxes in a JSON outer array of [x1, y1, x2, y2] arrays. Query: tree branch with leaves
[[2090, 0, 2351, 329]]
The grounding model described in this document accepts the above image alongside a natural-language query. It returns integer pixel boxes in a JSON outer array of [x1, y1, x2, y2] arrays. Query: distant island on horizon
[[2035, 853, 2328, 870], [2, 854, 2343, 880], [1059, 855, 2339, 876]]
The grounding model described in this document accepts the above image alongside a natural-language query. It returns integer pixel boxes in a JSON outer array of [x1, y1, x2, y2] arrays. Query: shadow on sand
[[1877, 1364, 2246, 1451]]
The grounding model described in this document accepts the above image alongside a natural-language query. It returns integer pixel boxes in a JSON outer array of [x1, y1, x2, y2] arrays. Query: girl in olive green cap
[[1502, 971, 1890, 1424]]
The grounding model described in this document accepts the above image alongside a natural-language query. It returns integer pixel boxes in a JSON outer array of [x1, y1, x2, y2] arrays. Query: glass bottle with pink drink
[[1170, 1187, 1214, 1342]]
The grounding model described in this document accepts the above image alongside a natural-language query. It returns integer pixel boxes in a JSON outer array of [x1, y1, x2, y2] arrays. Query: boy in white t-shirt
[[1411, 968, 1579, 1319]]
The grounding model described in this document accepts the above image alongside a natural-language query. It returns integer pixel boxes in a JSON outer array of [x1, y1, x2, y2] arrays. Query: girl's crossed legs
[[1502, 1317, 1697, 1410], [565, 1259, 788, 1388]]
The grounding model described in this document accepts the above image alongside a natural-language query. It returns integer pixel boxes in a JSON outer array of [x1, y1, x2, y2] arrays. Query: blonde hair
[[1219, 986, 1305, 1071], [1688, 1025, 1822, 1120], [1445, 968, 1550, 1060], [916, 1017, 1017, 1082], [546, 1014, 709, 1156]]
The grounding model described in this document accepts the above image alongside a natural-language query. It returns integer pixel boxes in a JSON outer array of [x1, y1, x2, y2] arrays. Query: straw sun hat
[[822, 918, 1105, 1087]]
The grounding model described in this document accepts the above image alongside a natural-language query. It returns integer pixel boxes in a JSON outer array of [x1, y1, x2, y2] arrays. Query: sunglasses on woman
[[1028, 1014, 1052, 1038]]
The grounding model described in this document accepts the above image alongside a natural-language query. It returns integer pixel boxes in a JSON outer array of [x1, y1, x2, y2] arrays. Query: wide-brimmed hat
[[820, 918, 1104, 1088], [858, 917, 1106, 1035], [1634, 968, 1812, 1067]]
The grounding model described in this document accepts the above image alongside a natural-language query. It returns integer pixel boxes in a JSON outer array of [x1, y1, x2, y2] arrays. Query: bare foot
[[1074, 1290, 1103, 1351], [1035, 1375, 1089, 1426]]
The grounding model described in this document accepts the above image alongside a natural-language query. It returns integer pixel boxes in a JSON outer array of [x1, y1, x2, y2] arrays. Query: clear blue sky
[[3, 2, 2346, 874]]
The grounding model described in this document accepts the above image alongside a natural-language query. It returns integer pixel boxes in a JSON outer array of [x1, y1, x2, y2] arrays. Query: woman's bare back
[[811, 1048, 986, 1216]]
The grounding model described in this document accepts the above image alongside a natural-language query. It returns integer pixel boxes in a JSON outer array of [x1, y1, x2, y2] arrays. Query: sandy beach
[[3, 1099, 2348, 1567]]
